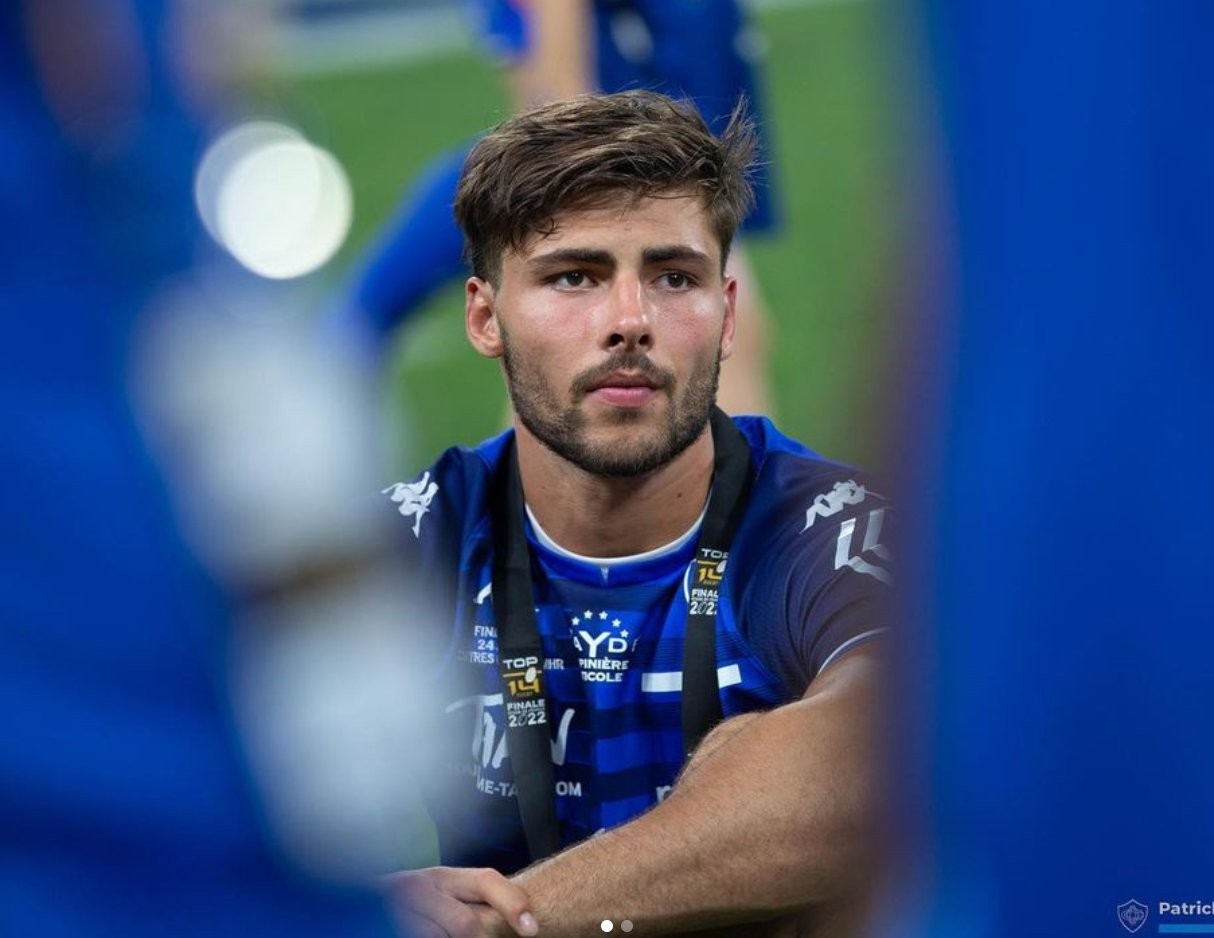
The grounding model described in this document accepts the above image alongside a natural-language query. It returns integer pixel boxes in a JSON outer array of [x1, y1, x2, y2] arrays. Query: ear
[[465, 277, 504, 359], [719, 274, 738, 361]]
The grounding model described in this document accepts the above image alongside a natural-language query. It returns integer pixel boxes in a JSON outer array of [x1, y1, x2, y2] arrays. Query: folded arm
[[508, 646, 883, 936]]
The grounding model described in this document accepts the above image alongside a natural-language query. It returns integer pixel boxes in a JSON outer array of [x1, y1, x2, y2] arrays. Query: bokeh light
[[195, 121, 352, 279]]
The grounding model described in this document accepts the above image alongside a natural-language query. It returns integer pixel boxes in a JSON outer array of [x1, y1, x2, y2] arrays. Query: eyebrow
[[642, 245, 713, 267], [526, 248, 615, 270], [526, 245, 714, 271]]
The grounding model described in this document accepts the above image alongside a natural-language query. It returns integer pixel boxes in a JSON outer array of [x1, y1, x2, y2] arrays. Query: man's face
[[466, 195, 736, 477]]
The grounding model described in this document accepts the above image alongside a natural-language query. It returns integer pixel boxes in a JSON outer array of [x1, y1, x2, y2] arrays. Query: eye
[[658, 271, 695, 290], [552, 270, 592, 288]]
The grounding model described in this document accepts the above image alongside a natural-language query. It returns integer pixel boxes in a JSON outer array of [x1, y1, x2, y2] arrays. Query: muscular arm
[[509, 647, 883, 936]]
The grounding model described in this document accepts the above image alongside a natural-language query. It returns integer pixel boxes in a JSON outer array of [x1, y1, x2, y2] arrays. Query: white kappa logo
[[801, 481, 893, 585], [801, 480, 882, 531], [383, 471, 439, 538]]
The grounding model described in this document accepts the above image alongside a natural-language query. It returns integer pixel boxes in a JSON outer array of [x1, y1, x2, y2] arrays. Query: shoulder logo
[[802, 480, 893, 585], [834, 507, 892, 585], [383, 471, 439, 538], [801, 479, 883, 531]]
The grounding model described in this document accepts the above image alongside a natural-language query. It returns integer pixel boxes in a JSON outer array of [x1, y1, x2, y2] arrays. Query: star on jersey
[[569, 609, 628, 633], [568, 609, 637, 682]]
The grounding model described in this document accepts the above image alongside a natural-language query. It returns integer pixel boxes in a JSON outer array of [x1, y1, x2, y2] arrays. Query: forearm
[[680, 710, 761, 777], [513, 652, 881, 936]]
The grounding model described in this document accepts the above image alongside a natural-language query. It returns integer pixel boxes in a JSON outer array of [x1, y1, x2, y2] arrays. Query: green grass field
[[285, 0, 905, 476]]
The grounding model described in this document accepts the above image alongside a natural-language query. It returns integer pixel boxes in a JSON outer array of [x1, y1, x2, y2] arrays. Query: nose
[[603, 272, 652, 353]]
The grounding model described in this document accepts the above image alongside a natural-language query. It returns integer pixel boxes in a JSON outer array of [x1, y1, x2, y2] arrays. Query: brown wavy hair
[[454, 90, 757, 284]]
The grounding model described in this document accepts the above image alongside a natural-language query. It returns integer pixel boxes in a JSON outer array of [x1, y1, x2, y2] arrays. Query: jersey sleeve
[[792, 486, 893, 679], [738, 473, 893, 695], [381, 442, 494, 570], [379, 445, 493, 661]]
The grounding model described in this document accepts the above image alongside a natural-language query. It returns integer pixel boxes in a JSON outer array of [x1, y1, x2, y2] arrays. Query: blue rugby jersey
[[385, 416, 890, 873]]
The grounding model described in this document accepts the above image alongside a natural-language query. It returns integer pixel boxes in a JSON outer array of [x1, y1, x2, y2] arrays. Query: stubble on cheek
[[500, 325, 721, 477]]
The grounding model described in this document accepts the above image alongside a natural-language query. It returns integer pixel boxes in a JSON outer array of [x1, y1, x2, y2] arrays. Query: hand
[[384, 866, 538, 938]]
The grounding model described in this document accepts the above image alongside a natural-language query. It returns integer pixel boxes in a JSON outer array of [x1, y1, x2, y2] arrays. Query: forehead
[[512, 194, 721, 263]]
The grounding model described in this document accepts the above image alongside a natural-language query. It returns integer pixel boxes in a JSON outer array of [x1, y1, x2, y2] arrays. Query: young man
[[384, 91, 889, 937], [338, 0, 780, 416]]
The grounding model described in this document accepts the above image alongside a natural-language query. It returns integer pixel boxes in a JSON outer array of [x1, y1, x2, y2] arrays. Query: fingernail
[[519, 911, 538, 935]]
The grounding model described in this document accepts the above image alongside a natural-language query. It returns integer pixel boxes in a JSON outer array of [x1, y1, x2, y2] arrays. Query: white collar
[[524, 500, 707, 569]]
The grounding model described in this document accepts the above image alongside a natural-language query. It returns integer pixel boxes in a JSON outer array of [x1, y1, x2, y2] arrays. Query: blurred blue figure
[[0, 3, 402, 935], [339, 0, 780, 415], [884, 2, 1214, 936]]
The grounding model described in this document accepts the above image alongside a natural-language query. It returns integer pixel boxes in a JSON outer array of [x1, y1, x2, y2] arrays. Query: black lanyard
[[490, 407, 754, 862]]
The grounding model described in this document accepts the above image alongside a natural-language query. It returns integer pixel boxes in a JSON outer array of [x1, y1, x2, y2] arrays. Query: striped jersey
[[386, 416, 890, 873]]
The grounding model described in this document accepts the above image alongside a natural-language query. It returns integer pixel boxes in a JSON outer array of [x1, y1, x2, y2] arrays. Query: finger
[[383, 887, 444, 938], [385, 872, 480, 938], [472, 902, 515, 935], [394, 896, 484, 938], [434, 868, 538, 936], [390, 908, 448, 938], [382, 889, 449, 938]]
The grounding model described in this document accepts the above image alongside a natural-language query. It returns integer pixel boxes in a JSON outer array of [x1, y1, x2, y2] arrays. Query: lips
[[588, 385, 658, 407], [574, 357, 672, 409], [585, 371, 662, 408], [588, 371, 659, 392]]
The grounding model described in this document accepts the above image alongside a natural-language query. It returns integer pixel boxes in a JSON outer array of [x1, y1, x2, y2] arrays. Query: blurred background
[[7, 1, 1212, 936], [259, 0, 907, 472]]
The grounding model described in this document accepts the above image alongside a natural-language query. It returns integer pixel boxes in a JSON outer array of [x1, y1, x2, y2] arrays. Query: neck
[[515, 422, 715, 558]]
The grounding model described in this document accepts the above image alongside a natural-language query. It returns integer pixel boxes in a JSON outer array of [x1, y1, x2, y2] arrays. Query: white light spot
[[195, 121, 352, 280], [601, 921, 614, 933], [195, 122, 302, 242]]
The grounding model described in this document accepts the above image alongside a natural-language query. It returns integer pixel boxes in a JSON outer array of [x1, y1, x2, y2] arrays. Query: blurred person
[[381, 91, 890, 937], [335, 0, 781, 417], [876, 2, 1214, 937], [0, 2, 425, 935]]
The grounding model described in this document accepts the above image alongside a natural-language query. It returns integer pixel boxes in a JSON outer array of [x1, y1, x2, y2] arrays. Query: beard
[[500, 332, 720, 478]]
